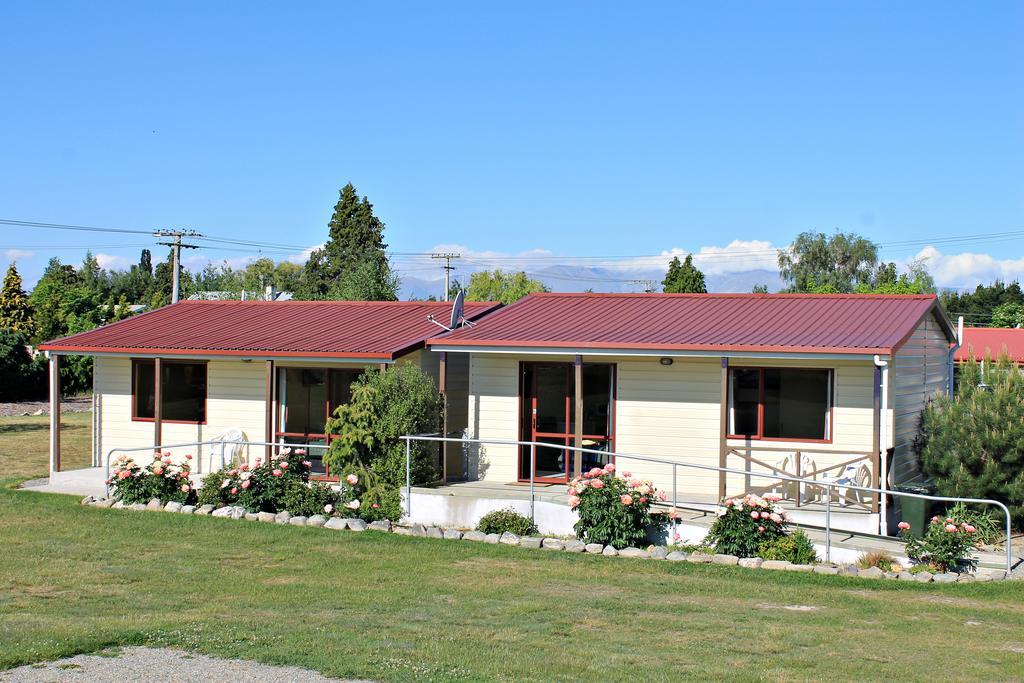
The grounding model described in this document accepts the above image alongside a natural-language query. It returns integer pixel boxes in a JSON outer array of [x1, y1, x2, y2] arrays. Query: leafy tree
[[991, 302, 1024, 328], [778, 231, 879, 293], [854, 259, 935, 294], [150, 249, 195, 307], [752, 284, 769, 294], [299, 183, 397, 300], [940, 281, 1024, 326], [109, 249, 156, 304], [661, 255, 707, 293], [0, 263, 35, 336], [0, 329, 45, 400], [465, 270, 548, 304], [916, 356, 1024, 527]]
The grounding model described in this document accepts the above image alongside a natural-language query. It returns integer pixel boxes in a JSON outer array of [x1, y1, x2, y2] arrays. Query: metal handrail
[[401, 433, 1015, 574]]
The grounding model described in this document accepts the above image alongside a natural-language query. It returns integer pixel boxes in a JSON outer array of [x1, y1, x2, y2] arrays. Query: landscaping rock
[[619, 547, 651, 559], [405, 524, 426, 537], [884, 572, 899, 580], [130, 503, 147, 511], [712, 554, 739, 566], [289, 515, 308, 526], [897, 571, 915, 581], [499, 532, 520, 546], [81, 495, 96, 505], [484, 533, 501, 544], [194, 504, 214, 516], [443, 528, 463, 540], [956, 574, 975, 583], [602, 546, 618, 556], [256, 511, 275, 523], [274, 511, 291, 524], [212, 506, 232, 518], [368, 520, 392, 533], [426, 526, 444, 539], [666, 551, 689, 562], [933, 573, 958, 584], [563, 540, 586, 553], [972, 573, 993, 583], [520, 536, 542, 549], [324, 517, 347, 530], [230, 507, 246, 520], [859, 567, 885, 579], [463, 530, 487, 542], [687, 552, 714, 564], [915, 572, 933, 583], [837, 565, 858, 577], [163, 501, 183, 513], [761, 560, 791, 571], [650, 546, 669, 560], [93, 498, 115, 509], [980, 569, 1006, 581], [541, 538, 564, 550], [584, 543, 604, 554], [785, 564, 814, 573], [738, 557, 763, 569], [146, 499, 163, 511], [813, 565, 839, 576], [347, 519, 368, 532], [244, 512, 259, 521], [112, 500, 125, 509], [306, 515, 327, 527], [179, 505, 195, 514]]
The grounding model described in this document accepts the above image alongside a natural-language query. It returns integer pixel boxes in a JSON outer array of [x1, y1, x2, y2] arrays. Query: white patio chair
[[771, 453, 816, 504], [824, 463, 872, 508], [210, 428, 248, 471]]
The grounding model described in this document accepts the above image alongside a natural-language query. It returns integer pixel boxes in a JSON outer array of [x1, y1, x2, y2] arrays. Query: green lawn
[[1, 489, 1023, 681], [0, 412, 92, 481]]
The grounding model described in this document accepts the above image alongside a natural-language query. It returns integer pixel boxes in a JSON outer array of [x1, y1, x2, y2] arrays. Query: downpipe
[[873, 355, 889, 537]]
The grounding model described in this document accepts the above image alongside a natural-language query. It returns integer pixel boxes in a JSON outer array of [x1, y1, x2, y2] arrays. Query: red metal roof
[[429, 293, 954, 355], [954, 327, 1024, 364], [39, 300, 500, 360]]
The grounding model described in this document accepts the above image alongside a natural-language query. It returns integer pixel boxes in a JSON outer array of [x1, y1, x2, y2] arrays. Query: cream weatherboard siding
[[890, 311, 951, 484], [464, 352, 885, 502]]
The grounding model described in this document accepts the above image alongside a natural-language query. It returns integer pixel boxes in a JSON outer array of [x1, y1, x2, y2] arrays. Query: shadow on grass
[[0, 422, 87, 435]]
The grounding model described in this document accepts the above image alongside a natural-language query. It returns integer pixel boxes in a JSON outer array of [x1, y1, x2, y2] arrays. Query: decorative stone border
[[80, 496, 1011, 584]]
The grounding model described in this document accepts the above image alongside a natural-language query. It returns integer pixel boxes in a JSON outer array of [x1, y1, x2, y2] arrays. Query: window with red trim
[[132, 359, 207, 423], [728, 367, 832, 442]]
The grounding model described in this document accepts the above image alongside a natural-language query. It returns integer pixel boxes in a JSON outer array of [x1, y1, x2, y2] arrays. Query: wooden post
[[154, 357, 163, 449], [718, 357, 729, 501], [378, 362, 388, 372], [439, 351, 448, 481], [265, 360, 275, 460], [573, 355, 583, 478], [871, 365, 882, 514], [49, 354, 61, 473]]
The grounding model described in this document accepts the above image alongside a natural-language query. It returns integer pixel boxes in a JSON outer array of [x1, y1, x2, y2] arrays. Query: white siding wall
[[466, 354, 520, 482], [891, 312, 951, 484]]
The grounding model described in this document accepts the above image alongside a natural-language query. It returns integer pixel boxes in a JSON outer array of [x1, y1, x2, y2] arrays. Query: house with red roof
[[39, 300, 499, 479], [425, 292, 957, 534]]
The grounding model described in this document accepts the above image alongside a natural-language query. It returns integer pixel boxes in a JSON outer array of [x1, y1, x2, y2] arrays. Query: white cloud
[[287, 243, 324, 265], [912, 246, 1024, 289], [4, 249, 35, 261], [95, 253, 132, 270]]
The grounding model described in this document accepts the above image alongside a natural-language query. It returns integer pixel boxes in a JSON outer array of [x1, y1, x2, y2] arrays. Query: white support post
[[48, 354, 61, 474]]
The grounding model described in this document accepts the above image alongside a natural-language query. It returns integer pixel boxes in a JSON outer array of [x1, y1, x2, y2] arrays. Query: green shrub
[[758, 529, 817, 564], [856, 550, 896, 572], [899, 513, 979, 573], [706, 493, 789, 558], [942, 502, 1004, 547], [570, 465, 668, 548], [915, 356, 1024, 528], [325, 364, 443, 489], [477, 507, 537, 536], [197, 469, 235, 508], [108, 451, 196, 505], [281, 480, 341, 518], [0, 329, 45, 401]]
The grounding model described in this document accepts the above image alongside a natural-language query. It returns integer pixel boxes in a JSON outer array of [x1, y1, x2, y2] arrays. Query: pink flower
[[757, 526, 766, 533], [272, 469, 282, 477], [945, 524, 958, 533], [279, 461, 289, 469], [931, 516, 939, 523], [588, 467, 603, 478], [346, 474, 359, 486], [153, 467, 164, 476], [185, 454, 193, 460], [628, 478, 641, 488], [750, 511, 759, 519], [180, 484, 190, 493], [621, 471, 632, 479], [302, 460, 312, 468], [590, 479, 605, 489], [241, 480, 250, 489], [673, 533, 682, 543], [230, 487, 238, 494], [657, 491, 667, 501], [620, 494, 633, 506], [724, 499, 735, 507], [240, 463, 249, 472], [294, 449, 306, 456], [372, 503, 380, 509], [964, 524, 976, 533], [345, 500, 361, 510], [603, 463, 615, 473], [897, 521, 911, 531], [118, 470, 131, 480], [946, 517, 954, 523], [582, 471, 593, 479], [770, 513, 782, 524], [568, 495, 581, 509]]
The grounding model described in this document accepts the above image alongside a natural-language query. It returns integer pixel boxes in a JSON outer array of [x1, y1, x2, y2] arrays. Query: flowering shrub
[[899, 514, 978, 573], [107, 451, 195, 505], [336, 466, 401, 522], [570, 464, 668, 548], [477, 507, 537, 536], [706, 493, 789, 558]]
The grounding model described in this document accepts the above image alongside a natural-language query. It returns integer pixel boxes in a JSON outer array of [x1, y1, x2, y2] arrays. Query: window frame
[[726, 366, 833, 444], [130, 358, 209, 425]]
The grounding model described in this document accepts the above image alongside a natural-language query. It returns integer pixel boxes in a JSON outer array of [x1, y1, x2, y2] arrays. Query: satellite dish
[[450, 290, 465, 329]]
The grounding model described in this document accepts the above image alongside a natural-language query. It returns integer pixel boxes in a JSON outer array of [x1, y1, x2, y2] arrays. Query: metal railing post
[[529, 443, 536, 524], [405, 437, 412, 519], [825, 482, 832, 563]]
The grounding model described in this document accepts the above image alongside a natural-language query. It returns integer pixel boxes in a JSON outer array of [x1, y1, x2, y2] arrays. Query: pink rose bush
[[107, 451, 195, 505], [899, 513, 978, 573], [335, 466, 401, 522], [569, 463, 668, 548], [706, 493, 790, 558], [198, 449, 340, 517]]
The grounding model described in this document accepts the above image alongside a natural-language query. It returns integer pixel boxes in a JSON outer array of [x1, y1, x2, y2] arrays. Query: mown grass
[[0, 412, 92, 481], [1, 488, 1023, 681]]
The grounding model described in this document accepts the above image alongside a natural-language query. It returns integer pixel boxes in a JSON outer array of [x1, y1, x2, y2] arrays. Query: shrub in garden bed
[[107, 452, 196, 505], [706, 493, 789, 558], [198, 450, 341, 516], [476, 507, 537, 536], [899, 514, 979, 573], [569, 464, 668, 548], [758, 529, 817, 565]]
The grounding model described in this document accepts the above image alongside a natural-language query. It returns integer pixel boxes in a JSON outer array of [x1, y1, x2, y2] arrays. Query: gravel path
[[0, 647, 370, 682], [0, 398, 92, 417]]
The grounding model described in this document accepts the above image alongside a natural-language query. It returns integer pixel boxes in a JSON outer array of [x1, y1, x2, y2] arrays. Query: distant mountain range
[[399, 266, 784, 299]]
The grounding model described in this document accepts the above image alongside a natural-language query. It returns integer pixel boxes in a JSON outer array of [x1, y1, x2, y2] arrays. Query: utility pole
[[629, 279, 656, 293], [431, 252, 461, 301], [154, 229, 201, 304]]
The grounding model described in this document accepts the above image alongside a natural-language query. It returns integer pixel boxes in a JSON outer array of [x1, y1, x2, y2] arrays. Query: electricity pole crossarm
[[431, 252, 461, 301], [154, 229, 201, 304]]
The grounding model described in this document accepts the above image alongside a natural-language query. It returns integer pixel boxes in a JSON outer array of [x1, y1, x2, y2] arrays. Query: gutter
[[873, 354, 890, 537]]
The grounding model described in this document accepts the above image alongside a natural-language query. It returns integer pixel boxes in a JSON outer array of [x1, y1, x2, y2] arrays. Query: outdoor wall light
[[659, 357, 673, 366]]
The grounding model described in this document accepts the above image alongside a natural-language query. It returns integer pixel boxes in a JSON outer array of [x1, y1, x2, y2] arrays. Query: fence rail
[[400, 433, 1014, 574]]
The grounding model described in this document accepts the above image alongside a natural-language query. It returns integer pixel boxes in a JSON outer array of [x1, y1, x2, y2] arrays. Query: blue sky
[[1, 1, 1022, 291]]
